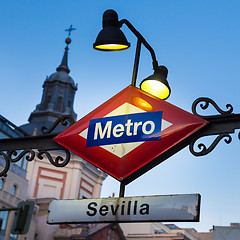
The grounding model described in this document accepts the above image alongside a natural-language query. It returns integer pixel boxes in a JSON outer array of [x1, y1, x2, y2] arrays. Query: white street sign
[[47, 194, 200, 224]]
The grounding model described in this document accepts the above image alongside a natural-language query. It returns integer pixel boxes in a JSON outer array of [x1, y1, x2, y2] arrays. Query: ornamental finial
[[65, 24, 76, 37]]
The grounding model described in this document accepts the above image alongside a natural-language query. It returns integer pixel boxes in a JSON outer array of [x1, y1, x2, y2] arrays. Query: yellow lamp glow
[[140, 80, 170, 100], [140, 65, 171, 100], [132, 97, 153, 111], [94, 43, 130, 52]]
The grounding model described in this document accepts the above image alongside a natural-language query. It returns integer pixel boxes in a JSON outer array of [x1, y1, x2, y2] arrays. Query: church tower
[[22, 28, 107, 240], [20, 37, 77, 135]]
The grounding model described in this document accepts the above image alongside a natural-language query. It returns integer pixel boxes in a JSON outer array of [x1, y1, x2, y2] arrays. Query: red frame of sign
[[55, 86, 207, 181]]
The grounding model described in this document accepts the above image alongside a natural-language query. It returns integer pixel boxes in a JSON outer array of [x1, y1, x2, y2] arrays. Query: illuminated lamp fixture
[[140, 65, 171, 100], [93, 10, 130, 51], [94, 9, 171, 100]]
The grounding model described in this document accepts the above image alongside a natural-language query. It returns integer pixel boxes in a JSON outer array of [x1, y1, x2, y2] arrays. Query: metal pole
[[131, 39, 141, 87], [119, 181, 126, 197], [120, 19, 159, 71]]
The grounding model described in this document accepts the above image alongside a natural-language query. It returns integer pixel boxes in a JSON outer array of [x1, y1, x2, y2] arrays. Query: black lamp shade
[[93, 9, 130, 51], [140, 66, 171, 100]]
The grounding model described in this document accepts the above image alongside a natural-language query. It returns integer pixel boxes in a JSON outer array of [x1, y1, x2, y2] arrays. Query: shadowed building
[[15, 33, 107, 240], [20, 37, 77, 136], [0, 115, 29, 240]]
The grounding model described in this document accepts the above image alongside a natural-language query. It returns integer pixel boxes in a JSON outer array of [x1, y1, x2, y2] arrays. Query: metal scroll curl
[[192, 97, 233, 118], [41, 115, 75, 134], [0, 150, 35, 177], [8, 150, 35, 163], [37, 148, 71, 167], [189, 133, 232, 156], [0, 148, 70, 177], [0, 151, 10, 177]]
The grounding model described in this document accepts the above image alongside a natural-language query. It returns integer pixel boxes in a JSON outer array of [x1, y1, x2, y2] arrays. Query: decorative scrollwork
[[0, 115, 74, 177], [0, 150, 36, 177], [0, 148, 71, 177], [8, 150, 35, 163], [0, 151, 10, 177], [192, 97, 233, 118], [190, 133, 232, 156], [41, 115, 75, 134], [37, 149, 70, 167]]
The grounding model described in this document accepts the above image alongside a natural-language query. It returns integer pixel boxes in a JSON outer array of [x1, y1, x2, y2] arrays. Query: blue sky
[[1, 0, 240, 232]]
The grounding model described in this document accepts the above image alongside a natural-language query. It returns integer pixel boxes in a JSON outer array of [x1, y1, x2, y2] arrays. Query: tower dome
[[20, 37, 78, 135]]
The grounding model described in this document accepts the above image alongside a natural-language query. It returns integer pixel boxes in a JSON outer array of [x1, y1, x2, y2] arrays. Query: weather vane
[[65, 24, 76, 37]]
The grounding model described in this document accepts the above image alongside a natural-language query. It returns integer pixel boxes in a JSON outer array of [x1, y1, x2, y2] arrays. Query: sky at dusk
[[1, 0, 240, 232]]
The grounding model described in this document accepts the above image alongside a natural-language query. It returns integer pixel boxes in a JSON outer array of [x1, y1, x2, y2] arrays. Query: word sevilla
[[86, 200, 150, 217], [86, 111, 163, 147]]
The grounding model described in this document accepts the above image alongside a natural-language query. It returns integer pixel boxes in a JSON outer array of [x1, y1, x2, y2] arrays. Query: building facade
[[213, 223, 240, 240], [120, 223, 213, 240], [0, 115, 29, 240], [20, 37, 107, 240], [1, 36, 107, 240]]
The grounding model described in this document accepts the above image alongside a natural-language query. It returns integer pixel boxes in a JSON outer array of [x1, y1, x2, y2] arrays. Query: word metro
[[87, 111, 163, 147]]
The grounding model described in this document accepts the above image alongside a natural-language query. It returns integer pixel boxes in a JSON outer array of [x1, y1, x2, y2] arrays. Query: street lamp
[[93, 10, 130, 51], [93, 9, 171, 100], [1, 12, 240, 195]]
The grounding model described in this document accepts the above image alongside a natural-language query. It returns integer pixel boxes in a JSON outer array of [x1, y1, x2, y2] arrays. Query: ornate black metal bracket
[[1, 99, 240, 182], [122, 97, 240, 186], [41, 115, 75, 135], [190, 97, 240, 156], [0, 115, 75, 177]]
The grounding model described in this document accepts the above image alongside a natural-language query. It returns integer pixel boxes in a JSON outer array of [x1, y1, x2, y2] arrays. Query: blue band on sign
[[87, 111, 163, 147]]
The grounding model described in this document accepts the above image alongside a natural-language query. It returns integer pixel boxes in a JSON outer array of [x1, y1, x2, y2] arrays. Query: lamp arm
[[119, 19, 159, 71]]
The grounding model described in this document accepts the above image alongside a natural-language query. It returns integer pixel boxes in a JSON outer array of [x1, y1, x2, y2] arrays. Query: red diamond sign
[[54, 86, 207, 181]]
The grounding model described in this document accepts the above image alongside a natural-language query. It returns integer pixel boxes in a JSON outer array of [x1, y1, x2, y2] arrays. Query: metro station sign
[[48, 194, 200, 224], [54, 85, 207, 181]]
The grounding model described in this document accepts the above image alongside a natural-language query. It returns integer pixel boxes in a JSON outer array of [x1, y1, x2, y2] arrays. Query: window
[[155, 229, 165, 234], [11, 185, 16, 196], [165, 224, 179, 230], [0, 179, 4, 189], [22, 157, 28, 170], [9, 233, 17, 240], [107, 229, 115, 240], [0, 209, 8, 232], [14, 151, 27, 170], [45, 95, 51, 109], [56, 97, 63, 112], [79, 179, 93, 199]]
